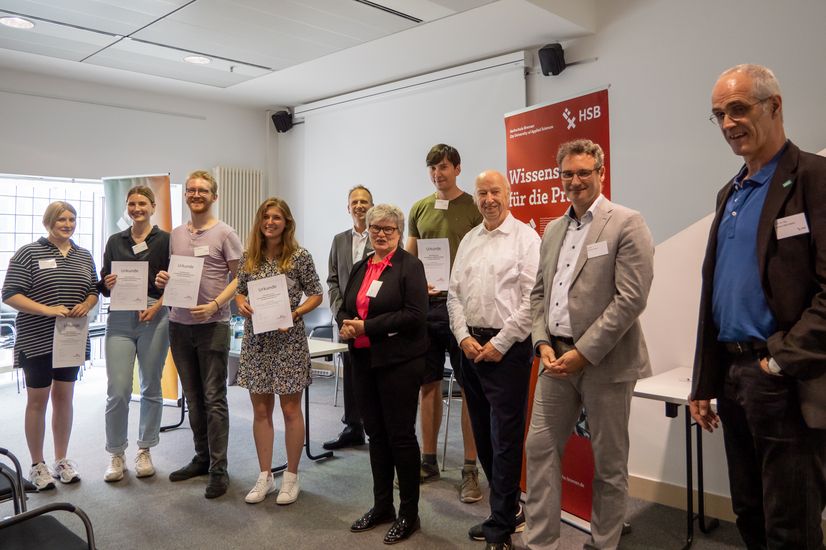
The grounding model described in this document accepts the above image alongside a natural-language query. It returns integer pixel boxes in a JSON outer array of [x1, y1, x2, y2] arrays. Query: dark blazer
[[691, 142, 826, 425], [336, 247, 428, 368], [327, 228, 372, 319]]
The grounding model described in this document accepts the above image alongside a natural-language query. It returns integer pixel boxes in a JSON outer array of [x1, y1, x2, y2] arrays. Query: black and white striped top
[[2, 237, 99, 367]]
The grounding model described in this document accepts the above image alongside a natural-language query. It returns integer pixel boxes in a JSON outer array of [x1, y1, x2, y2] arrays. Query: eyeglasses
[[709, 97, 771, 126], [368, 225, 398, 235], [560, 168, 600, 182], [185, 188, 212, 196]]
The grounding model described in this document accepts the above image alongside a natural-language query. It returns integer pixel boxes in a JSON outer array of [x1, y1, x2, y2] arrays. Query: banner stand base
[[561, 511, 591, 534]]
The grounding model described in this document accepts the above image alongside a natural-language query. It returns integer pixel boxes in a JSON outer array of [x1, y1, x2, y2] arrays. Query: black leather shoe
[[168, 458, 210, 482], [204, 471, 229, 499], [350, 508, 396, 532], [323, 426, 366, 450], [484, 540, 513, 550], [383, 516, 420, 545]]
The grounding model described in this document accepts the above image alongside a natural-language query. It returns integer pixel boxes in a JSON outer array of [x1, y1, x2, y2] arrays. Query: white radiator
[[213, 166, 264, 244]]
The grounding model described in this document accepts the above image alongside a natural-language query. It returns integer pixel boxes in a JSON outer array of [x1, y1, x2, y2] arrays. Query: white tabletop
[[633, 367, 694, 405], [308, 338, 348, 358]]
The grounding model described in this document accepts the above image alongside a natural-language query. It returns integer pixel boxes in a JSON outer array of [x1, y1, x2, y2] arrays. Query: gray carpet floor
[[0, 365, 745, 549]]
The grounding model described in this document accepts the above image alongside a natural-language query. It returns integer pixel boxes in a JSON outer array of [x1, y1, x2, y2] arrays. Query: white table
[[633, 367, 719, 549]]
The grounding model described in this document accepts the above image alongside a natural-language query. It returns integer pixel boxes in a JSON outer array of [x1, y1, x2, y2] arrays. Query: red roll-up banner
[[506, 88, 610, 523]]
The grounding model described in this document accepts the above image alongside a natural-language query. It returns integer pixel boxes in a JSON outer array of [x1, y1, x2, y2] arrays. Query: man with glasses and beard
[[524, 139, 654, 549], [155, 170, 243, 499]]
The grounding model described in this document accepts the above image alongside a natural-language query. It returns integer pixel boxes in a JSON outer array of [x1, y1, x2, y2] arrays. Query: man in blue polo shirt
[[690, 64, 826, 549]]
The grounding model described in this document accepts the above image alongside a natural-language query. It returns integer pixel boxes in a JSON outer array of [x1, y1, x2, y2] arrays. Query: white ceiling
[[0, 0, 595, 109]]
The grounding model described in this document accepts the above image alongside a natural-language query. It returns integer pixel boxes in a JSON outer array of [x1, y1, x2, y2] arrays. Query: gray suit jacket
[[328, 228, 373, 319], [530, 198, 654, 383]]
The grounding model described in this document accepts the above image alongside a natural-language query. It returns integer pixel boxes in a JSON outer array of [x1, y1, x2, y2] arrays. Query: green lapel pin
[[782, 179, 793, 188]]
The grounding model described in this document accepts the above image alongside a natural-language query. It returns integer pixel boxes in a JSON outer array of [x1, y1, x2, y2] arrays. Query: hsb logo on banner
[[505, 89, 610, 236]]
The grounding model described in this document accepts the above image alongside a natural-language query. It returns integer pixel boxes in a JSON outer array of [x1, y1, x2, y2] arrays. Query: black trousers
[[351, 348, 424, 520], [340, 351, 362, 429], [168, 321, 230, 473], [458, 337, 533, 543], [718, 355, 826, 550]]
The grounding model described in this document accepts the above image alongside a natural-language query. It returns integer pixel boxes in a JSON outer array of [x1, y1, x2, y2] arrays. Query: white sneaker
[[53, 458, 81, 484], [135, 449, 155, 478], [29, 462, 55, 491], [104, 454, 125, 482], [245, 471, 276, 504], [276, 471, 300, 505]]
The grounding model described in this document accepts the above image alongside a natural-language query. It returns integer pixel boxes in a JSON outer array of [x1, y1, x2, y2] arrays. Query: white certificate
[[109, 261, 149, 311], [163, 255, 205, 309], [247, 274, 293, 334], [53, 316, 88, 368], [418, 238, 450, 291]]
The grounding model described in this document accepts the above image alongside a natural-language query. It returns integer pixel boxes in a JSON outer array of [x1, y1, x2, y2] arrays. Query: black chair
[[0, 447, 30, 515], [0, 502, 97, 549]]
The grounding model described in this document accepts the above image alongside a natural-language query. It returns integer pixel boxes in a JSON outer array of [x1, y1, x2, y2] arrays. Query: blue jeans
[[104, 304, 169, 454]]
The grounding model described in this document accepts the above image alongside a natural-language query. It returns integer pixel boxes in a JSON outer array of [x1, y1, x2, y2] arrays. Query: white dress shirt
[[546, 195, 604, 337], [351, 228, 369, 264], [448, 212, 540, 354]]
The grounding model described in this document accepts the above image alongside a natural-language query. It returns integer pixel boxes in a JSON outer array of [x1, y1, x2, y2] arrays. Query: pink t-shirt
[[354, 249, 395, 348], [168, 221, 243, 325]]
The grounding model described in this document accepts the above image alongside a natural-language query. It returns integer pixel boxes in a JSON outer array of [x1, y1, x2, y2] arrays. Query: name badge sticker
[[775, 213, 809, 240], [366, 280, 383, 298], [38, 259, 57, 270], [193, 245, 210, 257], [434, 199, 449, 210], [586, 241, 609, 259], [132, 241, 148, 254]]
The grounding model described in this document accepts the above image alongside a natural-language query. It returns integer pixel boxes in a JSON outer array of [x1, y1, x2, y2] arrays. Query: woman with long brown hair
[[234, 197, 323, 505]]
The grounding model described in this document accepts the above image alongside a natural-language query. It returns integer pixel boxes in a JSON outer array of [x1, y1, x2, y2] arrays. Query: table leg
[[683, 404, 694, 550], [160, 398, 187, 432], [271, 384, 333, 474], [694, 421, 720, 534]]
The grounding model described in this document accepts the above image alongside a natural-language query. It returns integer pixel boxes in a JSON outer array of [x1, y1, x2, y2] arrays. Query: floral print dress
[[236, 248, 323, 395]]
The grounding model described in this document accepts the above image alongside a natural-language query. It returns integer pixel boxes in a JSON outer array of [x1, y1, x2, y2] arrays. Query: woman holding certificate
[[2, 201, 99, 491], [98, 186, 170, 482], [234, 197, 323, 505], [336, 204, 428, 544]]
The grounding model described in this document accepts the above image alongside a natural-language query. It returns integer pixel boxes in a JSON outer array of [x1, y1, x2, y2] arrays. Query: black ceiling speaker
[[271, 110, 293, 133], [538, 43, 566, 76]]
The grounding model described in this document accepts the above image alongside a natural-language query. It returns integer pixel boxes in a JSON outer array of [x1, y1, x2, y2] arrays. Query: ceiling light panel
[[85, 37, 270, 87], [130, 0, 422, 71], [0, 0, 192, 36], [0, 9, 118, 61]]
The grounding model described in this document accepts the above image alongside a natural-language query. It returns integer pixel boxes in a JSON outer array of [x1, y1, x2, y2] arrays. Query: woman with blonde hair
[[2, 201, 99, 490], [234, 197, 323, 505]]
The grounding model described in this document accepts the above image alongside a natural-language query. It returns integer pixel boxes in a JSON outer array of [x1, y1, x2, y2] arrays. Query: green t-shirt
[[408, 191, 482, 268]]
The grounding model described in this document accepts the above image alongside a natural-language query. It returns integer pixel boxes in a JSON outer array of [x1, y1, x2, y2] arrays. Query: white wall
[[523, 0, 826, 499], [0, 68, 268, 198]]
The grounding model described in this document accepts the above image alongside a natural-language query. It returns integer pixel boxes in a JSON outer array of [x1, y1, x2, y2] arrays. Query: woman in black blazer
[[337, 203, 428, 545]]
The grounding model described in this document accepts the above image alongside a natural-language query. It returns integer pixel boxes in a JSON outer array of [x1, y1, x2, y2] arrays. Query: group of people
[[2, 63, 824, 550]]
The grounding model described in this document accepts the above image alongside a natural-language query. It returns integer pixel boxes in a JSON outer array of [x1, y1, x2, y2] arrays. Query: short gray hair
[[42, 201, 77, 229], [556, 139, 605, 169], [366, 204, 405, 241], [719, 64, 782, 99]]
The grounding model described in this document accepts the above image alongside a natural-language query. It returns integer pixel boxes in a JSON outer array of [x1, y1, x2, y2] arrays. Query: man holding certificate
[[406, 143, 482, 502], [234, 198, 323, 505], [155, 170, 242, 499], [98, 186, 170, 483]]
